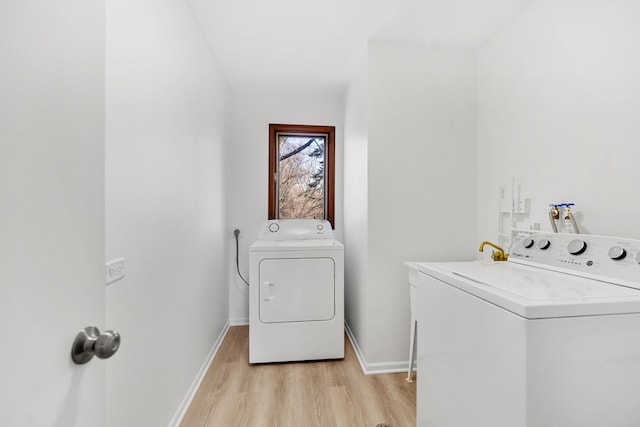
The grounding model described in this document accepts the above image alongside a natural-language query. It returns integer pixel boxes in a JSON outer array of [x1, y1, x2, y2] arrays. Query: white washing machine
[[249, 219, 344, 364], [415, 233, 640, 427]]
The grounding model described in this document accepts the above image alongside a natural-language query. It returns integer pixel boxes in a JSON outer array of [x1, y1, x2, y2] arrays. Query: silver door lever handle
[[71, 326, 121, 364]]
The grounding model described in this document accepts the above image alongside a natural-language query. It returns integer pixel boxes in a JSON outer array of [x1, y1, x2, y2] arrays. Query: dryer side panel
[[259, 257, 335, 323]]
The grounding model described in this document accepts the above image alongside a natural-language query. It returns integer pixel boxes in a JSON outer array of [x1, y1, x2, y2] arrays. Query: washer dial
[[268, 223, 279, 233], [568, 239, 588, 255], [538, 239, 551, 250], [522, 238, 534, 249], [608, 246, 627, 260]]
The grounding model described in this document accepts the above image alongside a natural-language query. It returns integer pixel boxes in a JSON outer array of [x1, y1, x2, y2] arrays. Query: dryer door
[[259, 257, 335, 323]]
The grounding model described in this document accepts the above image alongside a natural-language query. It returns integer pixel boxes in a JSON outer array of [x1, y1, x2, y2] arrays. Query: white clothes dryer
[[415, 233, 640, 427], [249, 219, 344, 364]]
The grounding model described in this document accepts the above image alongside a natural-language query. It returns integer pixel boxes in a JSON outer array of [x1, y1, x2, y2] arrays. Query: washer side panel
[[527, 314, 640, 427], [417, 271, 527, 427]]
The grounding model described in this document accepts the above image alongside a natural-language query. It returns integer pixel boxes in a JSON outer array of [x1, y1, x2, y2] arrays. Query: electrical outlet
[[106, 258, 125, 285]]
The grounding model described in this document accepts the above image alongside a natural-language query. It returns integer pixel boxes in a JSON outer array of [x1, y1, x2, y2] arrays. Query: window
[[268, 124, 335, 227]]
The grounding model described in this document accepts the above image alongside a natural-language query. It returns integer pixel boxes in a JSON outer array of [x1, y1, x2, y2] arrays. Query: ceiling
[[187, 0, 533, 94]]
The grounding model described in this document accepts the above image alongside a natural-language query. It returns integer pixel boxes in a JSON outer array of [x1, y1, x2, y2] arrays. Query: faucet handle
[[492, 250, 509, 262]]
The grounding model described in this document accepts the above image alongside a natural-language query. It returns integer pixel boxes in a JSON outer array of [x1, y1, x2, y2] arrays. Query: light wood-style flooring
[[180, 326, 416, 427]]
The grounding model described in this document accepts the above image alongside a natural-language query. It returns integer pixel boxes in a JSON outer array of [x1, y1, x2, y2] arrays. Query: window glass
[[277, 134, 327, 220], [268, 124, 335, 227]]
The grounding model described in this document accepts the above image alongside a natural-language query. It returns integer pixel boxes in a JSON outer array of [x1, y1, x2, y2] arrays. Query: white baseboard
[[345, 322, 412, 375], [229, 317, 248, 326], [344, 322, 368, 373], [168, 320, 230, 427]]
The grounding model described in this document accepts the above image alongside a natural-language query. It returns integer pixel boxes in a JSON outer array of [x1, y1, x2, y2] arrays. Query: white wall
[[226, 90, 345, 324], [477, 0, 640, 242], [343, 41, 478, 370], [368, 42, 478, 366], [105, 1, 229, 426], [343, 50, 370, 358]]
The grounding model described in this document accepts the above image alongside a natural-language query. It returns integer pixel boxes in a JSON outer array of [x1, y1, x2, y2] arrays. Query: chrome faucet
[[479, 241, 509, 262]]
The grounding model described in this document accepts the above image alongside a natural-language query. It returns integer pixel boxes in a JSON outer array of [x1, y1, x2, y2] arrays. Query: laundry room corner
[[476, 0, 640, 241], [343, 40, 479, 372], [225, 90, 345, 325]]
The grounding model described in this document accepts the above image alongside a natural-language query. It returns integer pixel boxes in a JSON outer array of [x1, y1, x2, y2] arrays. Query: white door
[[259, 257, 335, 323], [0, 2, 107, 426]]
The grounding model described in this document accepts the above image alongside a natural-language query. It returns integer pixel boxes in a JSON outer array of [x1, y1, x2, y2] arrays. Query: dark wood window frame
[[268, 123, 335, 228]]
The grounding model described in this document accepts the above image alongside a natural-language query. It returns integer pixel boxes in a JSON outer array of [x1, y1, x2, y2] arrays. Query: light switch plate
[[106, 258, 125, 285]]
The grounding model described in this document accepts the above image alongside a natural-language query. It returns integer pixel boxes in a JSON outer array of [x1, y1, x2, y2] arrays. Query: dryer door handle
[[262, 281, 275, 301]]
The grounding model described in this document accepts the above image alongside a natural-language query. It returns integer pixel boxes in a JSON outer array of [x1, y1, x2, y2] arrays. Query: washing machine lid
[[250, 238, 343, 252], [417, 261, 640, 319]]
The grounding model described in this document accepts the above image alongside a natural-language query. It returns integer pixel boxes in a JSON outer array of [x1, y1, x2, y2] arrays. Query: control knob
[[568, 239, 588, 255], [538, 239, 551, 250], [608, 246, 627, 261], [268, 223, 279, 233], [522, 238, 534, 249]]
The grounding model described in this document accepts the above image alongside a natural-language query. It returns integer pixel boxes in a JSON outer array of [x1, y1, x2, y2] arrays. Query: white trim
[[168, 320, 230, 427], [345, 322, 412, 375], [229, 317, 248, 326], [344, 322, 367, 373], [365, 360, 412, 375]]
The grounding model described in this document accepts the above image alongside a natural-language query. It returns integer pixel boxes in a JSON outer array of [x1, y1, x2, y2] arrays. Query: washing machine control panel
[[509, 233, 640, 289], [258, 219, 334, 240]]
